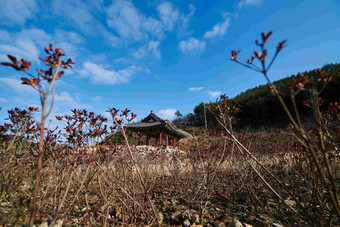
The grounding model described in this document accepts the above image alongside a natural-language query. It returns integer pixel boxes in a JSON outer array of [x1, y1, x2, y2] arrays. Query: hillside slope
[[193, 63, 340, 128]]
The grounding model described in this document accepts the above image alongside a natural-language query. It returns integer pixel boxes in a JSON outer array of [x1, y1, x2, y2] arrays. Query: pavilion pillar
[[159, 130, 162, 146], [138, 132, 141, 145], [173, 138, 176, 147], [148, 131, 151, 146], [165, 134, 168, 147], [177, 138, 180, 149]]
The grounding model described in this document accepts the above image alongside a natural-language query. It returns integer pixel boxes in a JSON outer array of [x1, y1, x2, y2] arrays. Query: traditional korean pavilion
[[126, 111, 190, 147]]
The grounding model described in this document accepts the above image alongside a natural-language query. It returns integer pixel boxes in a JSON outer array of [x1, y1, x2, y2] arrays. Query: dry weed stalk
[[1, 44, 74, 225], [107, 107, 160, 226], [224, 31, 339, 224]]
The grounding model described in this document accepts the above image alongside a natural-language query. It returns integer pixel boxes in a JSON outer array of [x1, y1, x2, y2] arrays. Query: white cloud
[[179, 37, 206, 54], [54, 29, 86, 61], [53, 0, 95, 34], [204, 18, 230, 39], [0, 28, 51, 63], [0, 38, 40, 63], [54, 29, 85, 45], [51, 0, 195, 48], [53, 41, 81, 61], [97, 28, 121, 47], [180, 4, 196, 34], [105, 0, 195, 43], [0, 28, 85, 65], [0, 97, 7, 103], [206, 90, 222, 99], [157, 2, 195, 34], [0, 77, 36, 95], [0, 0, 39, 26], [157, 2, 180, 31], [0, 81, 87, 112], [188, 87, 204, 92], [238, 0, 262, 8], [86, 0, 105, 12], [133, 40, 161, 59], [52, 0, 119, 46], [55, 92, 88, 109], [79, 61, 144, 85], [105, 0, 164, 42], [91, 96, 102, 102], [157, 2, 196, 38], [19, 28, 51, 46], [0, 30, 11, 43], [158, 108, 177, 119]]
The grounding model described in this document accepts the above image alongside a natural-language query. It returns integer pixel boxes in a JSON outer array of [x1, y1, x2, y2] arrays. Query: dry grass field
[[1, 127, 339, 226], [1, 34, 339, 227]]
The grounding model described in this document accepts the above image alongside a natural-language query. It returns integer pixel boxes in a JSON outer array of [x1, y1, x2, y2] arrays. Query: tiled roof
[[126, 121, 165, 128], [126, 111, 190, 138]]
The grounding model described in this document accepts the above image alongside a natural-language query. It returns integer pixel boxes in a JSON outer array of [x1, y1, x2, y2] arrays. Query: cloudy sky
[[0, 0, 339, 125]]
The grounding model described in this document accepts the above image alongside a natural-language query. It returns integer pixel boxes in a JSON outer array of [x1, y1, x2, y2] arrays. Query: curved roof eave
[[126, 111, 191, 138]]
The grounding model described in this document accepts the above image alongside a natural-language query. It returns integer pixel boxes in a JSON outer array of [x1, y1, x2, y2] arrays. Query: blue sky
[[0, 0, 340, 127]]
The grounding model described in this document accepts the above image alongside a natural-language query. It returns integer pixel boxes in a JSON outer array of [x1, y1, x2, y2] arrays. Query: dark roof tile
[[126, 111, 190, 138]]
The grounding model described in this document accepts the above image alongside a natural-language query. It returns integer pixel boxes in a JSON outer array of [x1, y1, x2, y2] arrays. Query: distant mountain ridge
[[193, 63, 340, 128]]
